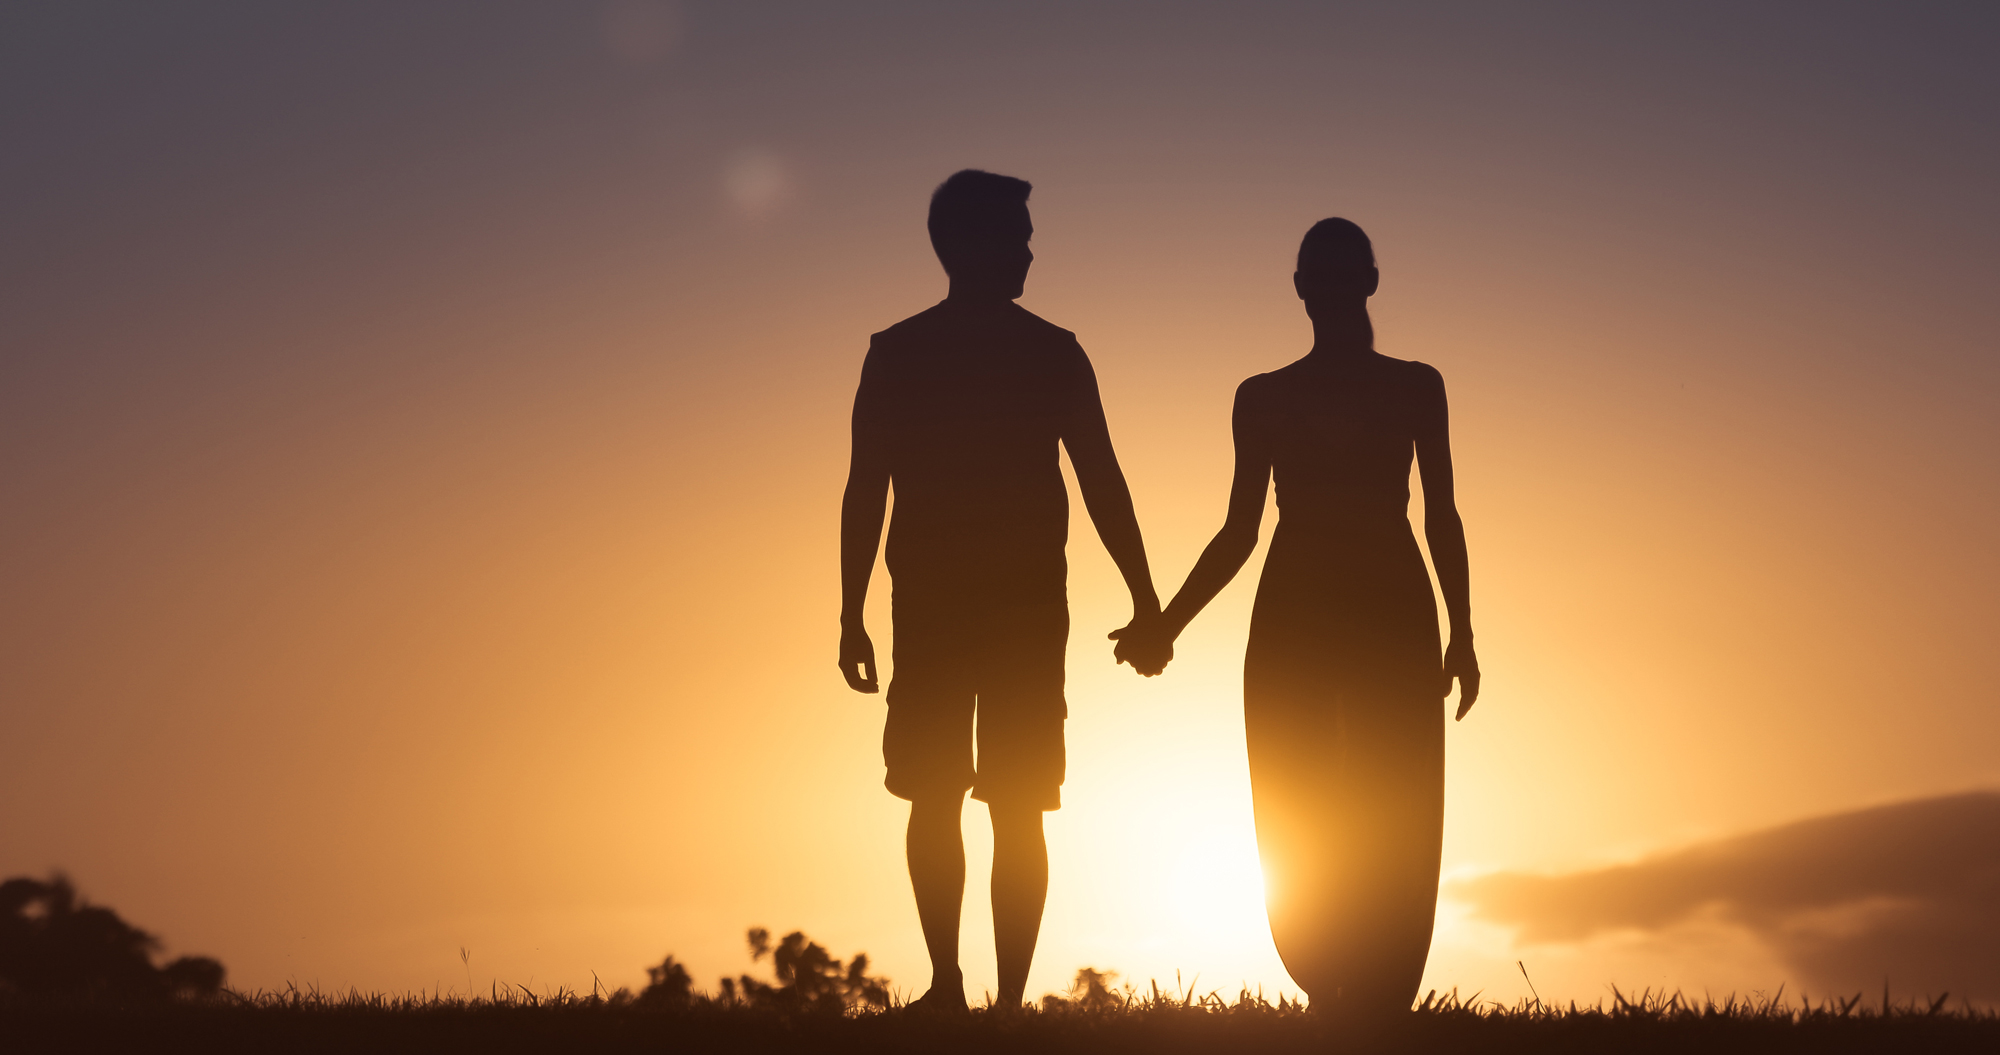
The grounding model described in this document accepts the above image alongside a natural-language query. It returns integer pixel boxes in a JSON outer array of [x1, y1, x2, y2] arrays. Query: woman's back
[[1236, 352, 1452, 1014], [1243, 351, 1444, 698], [1249, 352, 1440, 533]]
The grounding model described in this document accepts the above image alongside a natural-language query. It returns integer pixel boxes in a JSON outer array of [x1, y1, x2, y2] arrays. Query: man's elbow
[[1076, 471, 1134, 511]]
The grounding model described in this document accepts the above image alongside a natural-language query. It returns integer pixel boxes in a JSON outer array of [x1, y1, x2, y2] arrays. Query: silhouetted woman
[[1117, 219, 1480, 1016]]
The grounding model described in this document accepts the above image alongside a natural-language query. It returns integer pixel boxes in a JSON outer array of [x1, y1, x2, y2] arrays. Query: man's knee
[[909, 794, 965, 828], [987, 802, 1044, 841]]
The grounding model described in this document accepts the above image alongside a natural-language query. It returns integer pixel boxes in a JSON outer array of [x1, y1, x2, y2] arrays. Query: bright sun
[[1039, 663, 1295, 995]]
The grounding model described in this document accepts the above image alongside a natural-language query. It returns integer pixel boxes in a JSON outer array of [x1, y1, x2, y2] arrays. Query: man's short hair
[[928, 169, 1033, 266], [1297, 217, 1375, 273]]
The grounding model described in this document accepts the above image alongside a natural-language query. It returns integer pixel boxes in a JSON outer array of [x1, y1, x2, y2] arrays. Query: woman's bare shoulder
[[1374, 354, 1447, 398], [1237, 362, 1305, 398]]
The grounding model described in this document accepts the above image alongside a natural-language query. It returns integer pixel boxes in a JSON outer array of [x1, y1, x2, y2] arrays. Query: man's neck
[[944, 278, 1020, 305]]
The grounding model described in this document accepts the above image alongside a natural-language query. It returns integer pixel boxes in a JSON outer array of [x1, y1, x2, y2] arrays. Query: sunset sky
[[4, 1, 1997, 1007]]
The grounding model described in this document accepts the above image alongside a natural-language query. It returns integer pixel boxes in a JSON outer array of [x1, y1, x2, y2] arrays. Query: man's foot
[[990, 993, 1030, 1016], [906, 983, 969, 1016]]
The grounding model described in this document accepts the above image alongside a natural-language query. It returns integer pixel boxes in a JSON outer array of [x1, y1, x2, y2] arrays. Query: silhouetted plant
[[1041, 966, 1124, 1012], [0, 873, 224, 1002], [635, 955, 692, 1009], [710, 926, 889, 1013]]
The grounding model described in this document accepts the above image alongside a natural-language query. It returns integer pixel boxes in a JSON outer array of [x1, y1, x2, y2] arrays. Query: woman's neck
[[1306, 303, 1375, 360]]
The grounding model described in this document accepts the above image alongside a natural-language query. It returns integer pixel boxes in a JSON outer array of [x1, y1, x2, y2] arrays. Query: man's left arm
[[1061, 351, 1160, 627]]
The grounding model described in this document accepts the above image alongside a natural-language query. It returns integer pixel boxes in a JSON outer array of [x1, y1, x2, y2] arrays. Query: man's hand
[[839, 623, 880, 693], [1446, 637, 1481, 720], [1108, 618, 1173, 677]]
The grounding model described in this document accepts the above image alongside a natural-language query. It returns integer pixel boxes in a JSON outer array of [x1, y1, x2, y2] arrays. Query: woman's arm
[[1413, 364, 1481, 718], [1150, 380, 1276, 645]]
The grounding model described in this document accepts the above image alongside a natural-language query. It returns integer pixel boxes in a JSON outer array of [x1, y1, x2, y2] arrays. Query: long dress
[[1241, 353, 1446, 1012]]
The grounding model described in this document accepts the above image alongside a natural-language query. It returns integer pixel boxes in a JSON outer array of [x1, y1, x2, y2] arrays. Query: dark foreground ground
[[5, 988, 1996, 1054]]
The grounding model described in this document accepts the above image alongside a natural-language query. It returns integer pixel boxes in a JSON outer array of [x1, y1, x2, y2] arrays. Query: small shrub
[[1042, 967, 1123, 1012], [651, 927, 890, 1015], [635, 955, 692, 1009], [0, 874, 225, 1002]]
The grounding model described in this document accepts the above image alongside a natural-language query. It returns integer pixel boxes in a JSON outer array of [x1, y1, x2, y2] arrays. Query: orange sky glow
[[3, 1, 1997, 1008]]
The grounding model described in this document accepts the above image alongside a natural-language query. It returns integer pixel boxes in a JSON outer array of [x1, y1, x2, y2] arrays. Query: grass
[[5, 981, 1997, 1054]]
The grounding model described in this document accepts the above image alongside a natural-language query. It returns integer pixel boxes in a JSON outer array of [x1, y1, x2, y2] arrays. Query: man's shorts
[[883, 600, 1068, 811]]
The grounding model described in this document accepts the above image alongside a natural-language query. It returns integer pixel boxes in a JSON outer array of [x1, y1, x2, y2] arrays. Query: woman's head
[[1294, 218, 1378, 303]]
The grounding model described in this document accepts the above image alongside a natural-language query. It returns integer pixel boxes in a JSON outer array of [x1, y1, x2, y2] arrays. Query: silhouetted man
[[839, 170, 1159, 1011]]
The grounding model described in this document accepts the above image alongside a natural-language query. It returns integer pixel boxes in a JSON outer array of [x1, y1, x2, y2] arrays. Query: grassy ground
[[5, 985, 1996, 1054]]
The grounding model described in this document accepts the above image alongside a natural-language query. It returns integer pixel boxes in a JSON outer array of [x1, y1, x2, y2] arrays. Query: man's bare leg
[[907, 796, 967, 1006], [990, 803, 1048, 1009]]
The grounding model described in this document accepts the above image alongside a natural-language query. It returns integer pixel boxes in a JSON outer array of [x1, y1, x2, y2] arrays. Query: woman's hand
[[1109, 618, 1173, 677], [1446, 637, 1481, 720]]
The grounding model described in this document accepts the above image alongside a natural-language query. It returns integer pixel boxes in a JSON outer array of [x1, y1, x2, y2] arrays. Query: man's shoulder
[[871, 302, 1079, 346], [1400, 356, 1446, 388], [1000, 303, 1080, 344], [868, 302, 955, 348]]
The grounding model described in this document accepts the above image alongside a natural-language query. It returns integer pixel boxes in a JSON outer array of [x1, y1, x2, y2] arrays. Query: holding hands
[[1109, 613, 1175, 677]]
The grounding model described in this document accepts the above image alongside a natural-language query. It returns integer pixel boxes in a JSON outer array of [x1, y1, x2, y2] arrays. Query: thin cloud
[[1448, 792, 2000, 1002]]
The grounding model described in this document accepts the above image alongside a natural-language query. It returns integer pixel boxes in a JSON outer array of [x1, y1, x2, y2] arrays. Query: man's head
[[1293, 217, 1379, 305], [929, 169, 1034, 300]]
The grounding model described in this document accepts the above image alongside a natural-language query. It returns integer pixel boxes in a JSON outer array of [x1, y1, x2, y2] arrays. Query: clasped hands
[[1108, 611, 1175, 677]]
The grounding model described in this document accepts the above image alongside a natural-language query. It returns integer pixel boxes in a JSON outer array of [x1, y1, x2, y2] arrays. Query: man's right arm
[[839, 352, 891, 693]]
